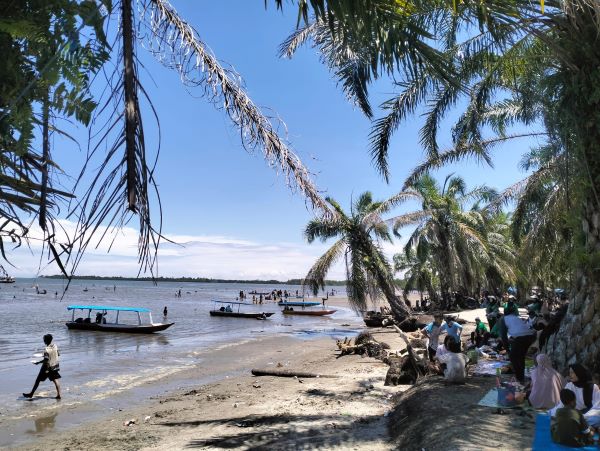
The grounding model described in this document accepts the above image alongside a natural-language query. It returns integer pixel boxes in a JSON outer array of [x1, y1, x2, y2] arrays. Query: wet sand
[[3, 297, 400, 450], [3, 302, 536, 450]]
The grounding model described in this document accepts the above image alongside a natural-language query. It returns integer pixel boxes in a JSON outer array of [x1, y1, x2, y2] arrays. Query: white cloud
[[4, 220, 345, 280], [4, 220, 406, 280]]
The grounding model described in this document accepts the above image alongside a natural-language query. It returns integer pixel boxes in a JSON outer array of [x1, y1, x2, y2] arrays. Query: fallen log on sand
[[251, 368, 336, 378]]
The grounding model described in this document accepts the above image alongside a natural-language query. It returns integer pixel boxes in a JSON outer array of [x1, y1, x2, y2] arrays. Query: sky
[[8, 1, 541, 279]]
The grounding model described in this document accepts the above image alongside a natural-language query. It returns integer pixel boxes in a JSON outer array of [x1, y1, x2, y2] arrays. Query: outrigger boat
[[281, 306, 337, 316], [66, 305, 173, 333], [209, 300, 274, 319], [277, 300, 321, 307]]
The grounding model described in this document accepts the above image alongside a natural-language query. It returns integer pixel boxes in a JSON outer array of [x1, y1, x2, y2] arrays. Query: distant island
[[41, 275, 349, 286]]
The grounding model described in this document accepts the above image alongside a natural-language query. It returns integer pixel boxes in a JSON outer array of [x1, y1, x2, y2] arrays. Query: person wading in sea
[[23, 334, 61, 400]]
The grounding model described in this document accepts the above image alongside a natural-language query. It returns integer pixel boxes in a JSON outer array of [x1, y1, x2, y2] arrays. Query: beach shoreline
[[3, 296, 400, 450]]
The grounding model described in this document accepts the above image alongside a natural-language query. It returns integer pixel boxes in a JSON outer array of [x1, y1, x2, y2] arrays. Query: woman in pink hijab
[[529, 354, 565, 409]]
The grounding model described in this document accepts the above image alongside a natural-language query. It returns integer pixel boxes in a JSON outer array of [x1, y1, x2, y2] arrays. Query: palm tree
[[303, 191, 414, 321], [390, 174, 515, 305], [277, 0, 600, 370], [2, 1, 331, 279]]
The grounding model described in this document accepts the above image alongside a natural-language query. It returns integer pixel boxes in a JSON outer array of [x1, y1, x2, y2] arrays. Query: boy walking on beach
[[23, 334, 61, 400]]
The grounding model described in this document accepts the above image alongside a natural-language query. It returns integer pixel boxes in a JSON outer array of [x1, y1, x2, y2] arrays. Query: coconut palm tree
[[303, 191, 414, 321], [277, 0, 600, 370]]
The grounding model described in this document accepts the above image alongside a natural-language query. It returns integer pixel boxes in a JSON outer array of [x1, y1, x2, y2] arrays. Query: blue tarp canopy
[[211, 300, 250, 305], [67, 305, 150, 313]]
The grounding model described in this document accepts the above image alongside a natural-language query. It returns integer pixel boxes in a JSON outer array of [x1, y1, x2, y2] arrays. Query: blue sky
[[12, 1, 541, 279]]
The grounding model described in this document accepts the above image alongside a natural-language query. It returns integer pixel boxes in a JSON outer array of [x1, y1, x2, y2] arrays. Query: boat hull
[[277, 301, 321, 307], [282, 309, 336, 316], [209, 311, 274, 319], [66, 322, 173, 333]]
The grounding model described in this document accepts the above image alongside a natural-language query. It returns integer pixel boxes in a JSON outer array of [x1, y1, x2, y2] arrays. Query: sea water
[[0, 278, 360, 426]]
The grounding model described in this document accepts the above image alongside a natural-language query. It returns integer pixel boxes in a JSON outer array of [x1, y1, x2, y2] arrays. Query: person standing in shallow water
[[23, 334, 61, 399], [163, 306, 168, 317]]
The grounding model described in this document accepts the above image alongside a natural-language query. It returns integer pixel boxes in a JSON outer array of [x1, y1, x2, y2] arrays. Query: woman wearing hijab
[[528, 354, 565, 409], [549, 364, 600, 416]]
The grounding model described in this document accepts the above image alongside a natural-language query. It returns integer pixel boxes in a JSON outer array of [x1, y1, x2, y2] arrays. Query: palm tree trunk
[[39, 87, 50, 231], [549, 199, 600, 373], [547, 5, 600, 372], [122, 0, 137, 212]]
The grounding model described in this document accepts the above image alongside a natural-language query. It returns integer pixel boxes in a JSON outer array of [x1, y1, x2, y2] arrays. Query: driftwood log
[[383, 326, 437, 386], [251, 368, 335, 378], [336, 332, 390, 359]]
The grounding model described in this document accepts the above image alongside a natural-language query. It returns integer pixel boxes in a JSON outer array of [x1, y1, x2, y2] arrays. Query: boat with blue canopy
[[66, 305, 173, 333], [209, 300, 274, 319]]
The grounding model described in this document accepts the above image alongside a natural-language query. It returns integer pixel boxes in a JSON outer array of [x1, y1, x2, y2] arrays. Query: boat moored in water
[[209, 300, 274, 319], [281, 306, 337, 316], [66, 305, 173, 333], [277, 300, 321, 307]]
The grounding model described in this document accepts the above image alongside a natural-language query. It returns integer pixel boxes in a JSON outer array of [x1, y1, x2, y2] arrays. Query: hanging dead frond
[[138, 0, 332, 218], [67, 0, 161, 280]]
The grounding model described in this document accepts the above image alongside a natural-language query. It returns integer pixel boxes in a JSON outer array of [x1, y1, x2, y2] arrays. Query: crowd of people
[[416, 289, 600, 447]]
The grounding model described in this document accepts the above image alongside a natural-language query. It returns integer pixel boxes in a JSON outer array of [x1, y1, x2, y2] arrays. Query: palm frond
[[141, 0, 331, 217]]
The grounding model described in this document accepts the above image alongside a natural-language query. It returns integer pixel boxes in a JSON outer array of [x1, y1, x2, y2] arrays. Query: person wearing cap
[[23, 334, 61, 400], [498, 301, 536, 383]]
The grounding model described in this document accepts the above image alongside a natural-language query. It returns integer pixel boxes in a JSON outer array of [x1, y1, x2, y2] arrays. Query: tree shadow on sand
[[388, 376, 536, 450], [160, 413, 386, 450]]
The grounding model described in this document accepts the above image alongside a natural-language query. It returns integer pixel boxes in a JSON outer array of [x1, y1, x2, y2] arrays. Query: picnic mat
[[477, 388, 521, 409], [532, 413, 597, 450], [472, 360, 506, 376]]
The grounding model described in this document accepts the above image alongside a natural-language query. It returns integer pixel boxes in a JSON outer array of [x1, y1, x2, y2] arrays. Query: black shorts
[[428, 347, 437, 361], [37, 366, 61, 382]]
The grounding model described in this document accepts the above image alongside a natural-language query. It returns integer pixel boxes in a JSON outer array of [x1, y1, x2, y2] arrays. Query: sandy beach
[[3, 300, 536, 451]]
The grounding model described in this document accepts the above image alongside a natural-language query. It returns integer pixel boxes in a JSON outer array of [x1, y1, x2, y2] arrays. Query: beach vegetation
[[1, 0, 328, 280], [279, 0, 600, 370], [391, 174, 516, 304], [303, 191, 415, 320]]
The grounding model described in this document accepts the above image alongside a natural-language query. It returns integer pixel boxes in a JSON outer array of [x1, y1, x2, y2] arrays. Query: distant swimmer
[[163, 306, 168, 317]]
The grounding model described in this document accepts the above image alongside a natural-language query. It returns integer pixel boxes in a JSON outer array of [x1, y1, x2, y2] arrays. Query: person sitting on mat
[[551, 388, 594, 447], [550, 364, 600, 417], [528, 354, 565, 410], [436, 337, 467, 384]]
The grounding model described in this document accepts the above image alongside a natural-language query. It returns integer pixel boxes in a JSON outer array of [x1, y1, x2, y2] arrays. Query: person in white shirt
[[499, 300, 536, 383], [550, 364, 600, 423], [23, 334, 61, 400], [421, 314, 445, 361], [437, 337, 468, 383]]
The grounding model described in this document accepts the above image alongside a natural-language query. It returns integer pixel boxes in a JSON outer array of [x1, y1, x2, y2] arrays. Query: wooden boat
[[281, 307, 336, 316], [209, 300, 274, 319], [66, 305, 173, 333], [277, 300, 321, 307], [0, 266, 15, 283]]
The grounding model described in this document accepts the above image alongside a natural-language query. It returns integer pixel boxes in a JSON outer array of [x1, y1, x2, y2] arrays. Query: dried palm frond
[[138, 0, 331, 217]]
